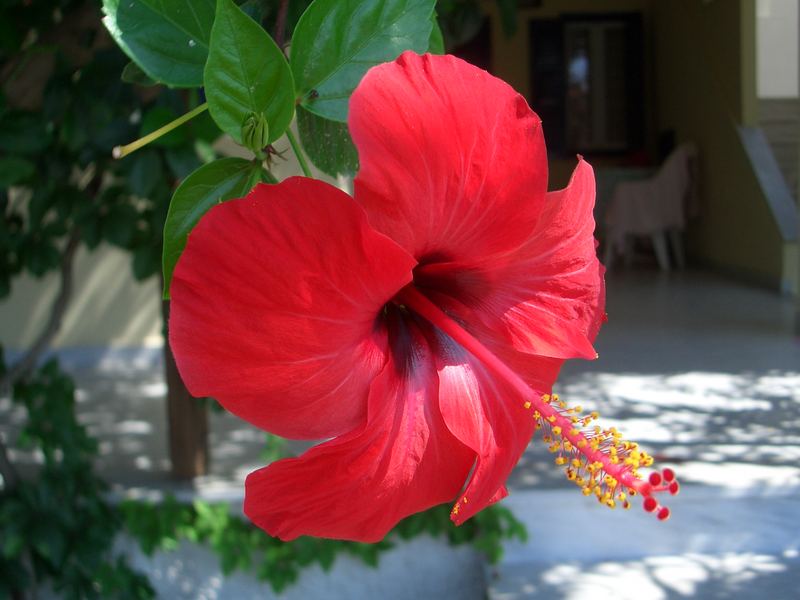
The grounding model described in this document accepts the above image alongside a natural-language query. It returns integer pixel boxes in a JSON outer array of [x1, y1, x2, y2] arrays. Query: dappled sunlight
[[509, 367, 800, 494], [492, 552, 796, 600], [509, 270, 800, 503]]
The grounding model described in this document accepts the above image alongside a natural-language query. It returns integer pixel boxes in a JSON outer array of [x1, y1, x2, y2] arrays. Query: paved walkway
[[493, 269, 800, 599], [3, 269, 799, 598]]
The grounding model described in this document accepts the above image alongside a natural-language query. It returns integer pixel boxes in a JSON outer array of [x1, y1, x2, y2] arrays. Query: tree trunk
[[161, 297, 209, 479]]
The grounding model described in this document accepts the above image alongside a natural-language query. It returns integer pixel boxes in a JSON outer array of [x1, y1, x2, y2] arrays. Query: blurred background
[[1, 0, 798, 598]]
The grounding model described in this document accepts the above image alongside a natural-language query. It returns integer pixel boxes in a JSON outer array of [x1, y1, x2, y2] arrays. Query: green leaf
[[0, 114, 52, 155], [102, 0, 215, 87], [132, 244, 162, 280], [296, 106, 358, 177], [31, 525, 66, 567], [103, 204, 140, 247], [428, 13, 444, 54], [261, 168, 278, 184], [2, 532, 24, 559], [291, 0, 435, 122], [165, 146, 203, 180], [204, 0, 295, 145], [121, 61, 158, 87], [127, 149, 163, 197], [0, 157, 35, 187], [162, 157, 262, 297]]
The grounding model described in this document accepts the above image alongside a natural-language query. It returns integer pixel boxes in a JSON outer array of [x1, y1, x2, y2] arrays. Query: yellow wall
[[0, 244, 163, 351], [653, 0, 784, 285]]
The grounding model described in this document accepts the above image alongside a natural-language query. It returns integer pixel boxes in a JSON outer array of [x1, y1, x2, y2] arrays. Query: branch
[[1, 230, 81, 392]]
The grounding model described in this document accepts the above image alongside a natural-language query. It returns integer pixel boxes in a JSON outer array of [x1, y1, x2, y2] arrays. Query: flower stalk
[[113, 102, 209, 159]]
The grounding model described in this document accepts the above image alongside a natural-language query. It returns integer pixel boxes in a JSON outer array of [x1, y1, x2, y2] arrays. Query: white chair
[[603, 143, 698, 271]]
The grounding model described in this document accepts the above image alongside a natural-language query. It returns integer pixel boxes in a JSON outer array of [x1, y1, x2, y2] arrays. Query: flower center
[[393, 284, 678, 520], [411, 254, 489, 307]]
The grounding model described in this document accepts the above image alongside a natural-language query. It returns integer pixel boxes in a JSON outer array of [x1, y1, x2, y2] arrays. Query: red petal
[[432, 331, 538, 525], [244, 318, 474, 542], [351, 52, 547, 262], [169, 178, 415, 439], [422, 159, 605, 360]]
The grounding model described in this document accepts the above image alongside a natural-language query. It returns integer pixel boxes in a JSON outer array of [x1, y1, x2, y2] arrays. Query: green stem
[[285, 128, 313, 178], [113, 102, 209, 159]]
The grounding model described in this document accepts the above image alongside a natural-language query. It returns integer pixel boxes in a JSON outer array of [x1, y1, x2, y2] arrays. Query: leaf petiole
[[113, 102, 209, 159]]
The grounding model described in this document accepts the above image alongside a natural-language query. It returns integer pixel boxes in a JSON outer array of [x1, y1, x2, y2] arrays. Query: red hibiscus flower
[[169, 52, 677, 543]]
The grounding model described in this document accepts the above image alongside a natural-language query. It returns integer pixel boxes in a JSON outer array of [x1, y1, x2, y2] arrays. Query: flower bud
[[241, 112, 269, 153]]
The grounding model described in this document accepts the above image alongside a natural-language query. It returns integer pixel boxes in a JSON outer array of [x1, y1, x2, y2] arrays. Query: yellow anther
[[542, 394, 551, 403], [571, 458, 582, 468], [523, 401, 531, 409], [575, 476, 585, 486], [543, 435, 552, 443], [577, 439, 587, 449], [552, 426, 562, 436], [566, 468, 576, 480], [590, 411, 599, 420], [547, 415, 556, 423], [569, 428, 579, 437], [582, 486, 592, 496], [573, 405, 583, 413], [533, 411, 541, 420], [555, 456, 567, 466], [563, 441, 573, 452], [605, 498, 616, 509], [548, 443, 560, 453]]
